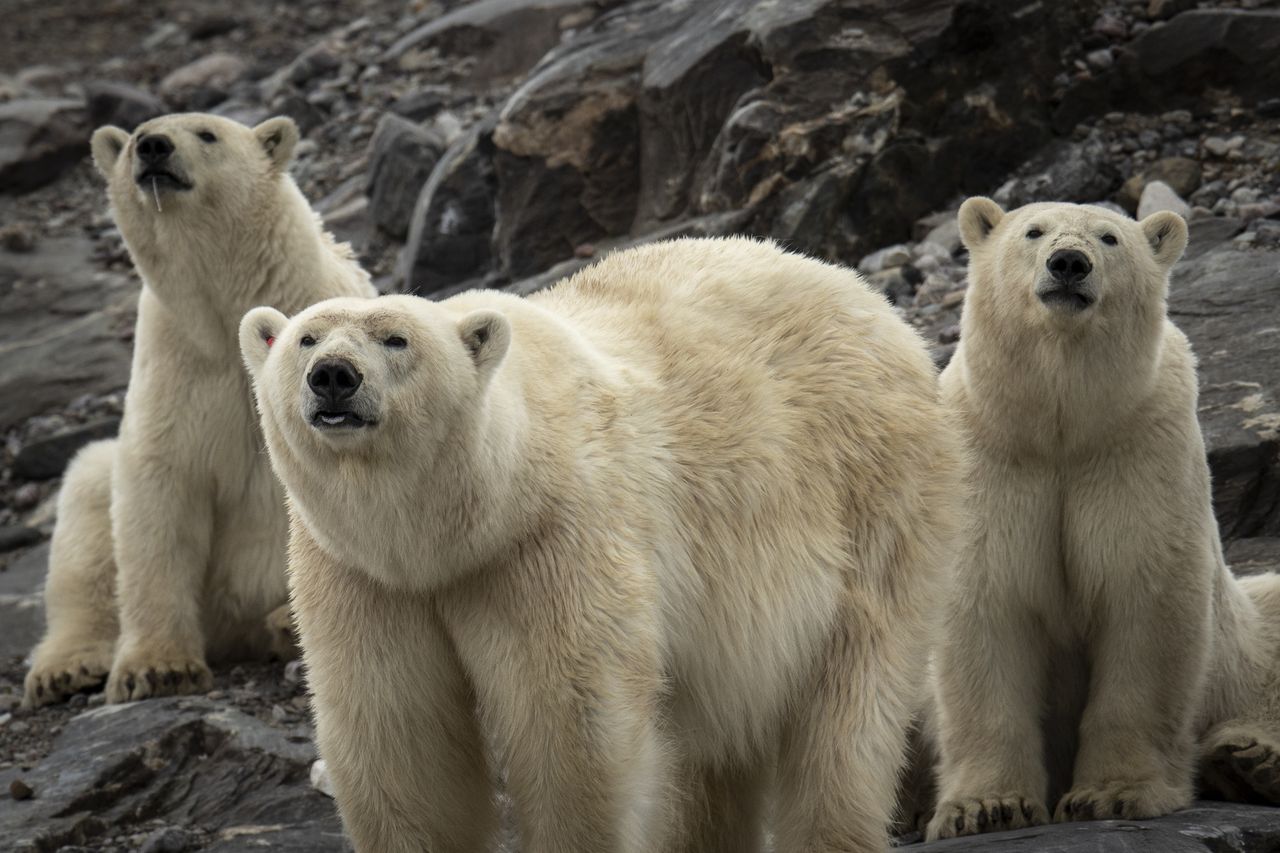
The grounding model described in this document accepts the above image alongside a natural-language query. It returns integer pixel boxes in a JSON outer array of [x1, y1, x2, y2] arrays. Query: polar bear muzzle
[[1037, 248, 1096, 311], [133, 132, 194, 193], [308, 357, 376, 430]]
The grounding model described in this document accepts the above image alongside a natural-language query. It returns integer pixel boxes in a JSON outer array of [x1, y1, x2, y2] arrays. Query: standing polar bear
[[927, 198, 1280, 840], [23, 113, 373, 707], [240, 238, 965, 853]]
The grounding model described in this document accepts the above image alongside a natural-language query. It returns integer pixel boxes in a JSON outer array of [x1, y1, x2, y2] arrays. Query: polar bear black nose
[[137, 134, 174, 164], [1047, 249, 1092, 284], [308, 358, 362, 403]]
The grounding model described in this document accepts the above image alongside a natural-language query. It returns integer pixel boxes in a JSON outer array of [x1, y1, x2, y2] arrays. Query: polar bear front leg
[[442, 564, 671, 853], [1056, 596, 1203, 822], [105, 453, 214, 702], [928, 605, 1052, 840]]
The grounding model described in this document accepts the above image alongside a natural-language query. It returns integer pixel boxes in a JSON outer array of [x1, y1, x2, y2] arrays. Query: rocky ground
[[1, 0, 1279, 850]]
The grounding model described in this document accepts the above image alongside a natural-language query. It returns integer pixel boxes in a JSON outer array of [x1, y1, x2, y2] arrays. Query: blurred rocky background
[[2, 0, 1279, 850]]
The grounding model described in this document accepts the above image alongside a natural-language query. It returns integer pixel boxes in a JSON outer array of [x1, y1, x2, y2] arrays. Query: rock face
[[0, 236, 134, 432], [399, 0, 1097, 290], [908, 802, 1280, 851], [0, 99, 89, 193], [1170, 243, 1280, 540], [0, 697, 344, 853], [366, 113, 444, 240]]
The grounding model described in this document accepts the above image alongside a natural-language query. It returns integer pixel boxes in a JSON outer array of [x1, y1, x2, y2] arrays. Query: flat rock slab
[[908, 802, 1280, 851], [0, 696, 345, 852]]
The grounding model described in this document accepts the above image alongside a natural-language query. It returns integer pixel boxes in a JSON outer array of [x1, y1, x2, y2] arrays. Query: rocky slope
[[2, 0, 1279, 850]]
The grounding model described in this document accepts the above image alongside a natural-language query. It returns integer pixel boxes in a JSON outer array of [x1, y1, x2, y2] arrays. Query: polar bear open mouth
[[1038, 286, 1096, 311], [135, 167, 193, 191], [312, 410, 374, 429]]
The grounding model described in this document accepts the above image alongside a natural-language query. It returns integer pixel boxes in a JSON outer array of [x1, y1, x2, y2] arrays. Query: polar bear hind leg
[[23, 440, 119, 707]]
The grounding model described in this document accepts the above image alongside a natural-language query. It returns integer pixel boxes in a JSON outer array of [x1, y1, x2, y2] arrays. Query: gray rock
[[367, 114, 444, 240], [385, 0, 608, 87], [995, 136, 1122, 209], [0, 236, 133, 432], [158, 53, 248, 110], [1117, 157, 1202, 214], [84, 82, 166, 132], [1169, 244, 1280, 538], [12, 418, 119, 481], [139, 827, 191, 853], [1137, 180, 1191, 220], [1226, 538, 1280, 576], [399, 114, 499, 294], [0, 99, 89, 194], [909, 802, 1280, 851], [0, 526, 42, 554], [0, 697, 342, 853], [0, 543, 48, 662], [858, 244, 912, 275]]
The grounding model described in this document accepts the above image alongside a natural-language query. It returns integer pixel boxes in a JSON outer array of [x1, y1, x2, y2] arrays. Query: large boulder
[[1170, 239, 1280, 540], [0, 99, 89, 193], [0, 236, 133, 431], [366, 114, 445, 240], [478, 0, 1095, 279]]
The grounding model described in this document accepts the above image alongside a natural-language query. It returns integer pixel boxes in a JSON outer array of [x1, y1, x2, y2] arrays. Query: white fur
[[927, 199, 1280, 840], [23, 113, 374, 707], [242, 237, 966, 853]]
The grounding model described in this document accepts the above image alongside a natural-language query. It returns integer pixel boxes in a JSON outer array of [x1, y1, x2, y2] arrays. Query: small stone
[[12, 483, 40, 511], [1203, 137, 1231, 157], [858, 244, 912, 275], [88, 692, 106, 707], [9, 778, 33, 800], [284, 659, 306, 685], [1148, 0, 1195, 19], [1093, 13, 1127, 38], [67, 692, 88, 709], [159, 53, 248, 109], [1231, 187, 1261, 205], [205, 690, 225, 700], [1138, 180, 1192, 219], [1085, 49, 1114, 71], [0, 223, 36, 252], [139, 827, 190, 853], [938, 324, 961, 345], [574, 244, 596, 258], [310, 759, 335, 797], [271, 704, 291, 723]]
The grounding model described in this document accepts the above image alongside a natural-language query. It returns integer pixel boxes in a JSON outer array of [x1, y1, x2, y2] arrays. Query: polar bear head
[[90, 112, 298, 246], [957, 198, 1188, 330], [240, 295, 511, 460]]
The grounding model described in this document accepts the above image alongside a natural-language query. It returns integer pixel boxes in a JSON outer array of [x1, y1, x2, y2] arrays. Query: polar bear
[[22, 113, 374, 707], [926, 198, 1280, 840], [239, 237, 965, 853]]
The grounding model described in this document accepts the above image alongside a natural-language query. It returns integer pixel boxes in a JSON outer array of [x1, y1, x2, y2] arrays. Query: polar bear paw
[[105, 650, 212, 703], [1054, 779, 1185, 822], [1202, 725, 1280, 805], [23, 641, 114, 708], [926, 794, 1048, 839]]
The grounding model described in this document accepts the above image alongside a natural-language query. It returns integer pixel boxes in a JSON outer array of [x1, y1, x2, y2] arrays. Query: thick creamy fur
[[23, 113, 373, 707], [927, 199, 1280, 840], [241, 238, 965, 853]]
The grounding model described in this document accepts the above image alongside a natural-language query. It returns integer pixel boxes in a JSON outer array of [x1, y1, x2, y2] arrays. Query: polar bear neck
[[124, 176, 363, 358], [954, 279, 1168, 458], [274, 368, 536, 592]]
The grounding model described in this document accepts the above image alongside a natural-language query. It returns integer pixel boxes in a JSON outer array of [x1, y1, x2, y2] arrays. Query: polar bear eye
[[384, 335, 408, 349], [1101, 234, 1118, 246], [198, 131, 217, 143], [300, 335, 316, 347], [1026, 228, 1043, 239]]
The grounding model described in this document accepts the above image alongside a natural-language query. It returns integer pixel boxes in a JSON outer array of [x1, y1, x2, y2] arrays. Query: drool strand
[[151, 177, 162, 213]]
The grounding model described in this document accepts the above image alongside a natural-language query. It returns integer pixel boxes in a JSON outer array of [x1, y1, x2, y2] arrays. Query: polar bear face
[[239, 296, 511, 460], [90, 112, 298, 234], [957, 198, 1188, 329]]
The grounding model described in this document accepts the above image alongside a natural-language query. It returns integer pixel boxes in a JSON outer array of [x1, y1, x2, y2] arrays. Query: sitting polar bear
[[927, 198, 1280, 840], [23, 113, 374, 707], [240, 237, 966, 853]]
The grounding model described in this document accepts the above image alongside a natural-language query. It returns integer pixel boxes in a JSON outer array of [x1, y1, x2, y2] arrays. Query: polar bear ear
[[958, 197, 1005, 250], [457, 310, 511, 381], [91, 126, 129, 178], [253, 117, 300, 173], [239, 306, 289, 380], [1140, 210, 1189, 271]]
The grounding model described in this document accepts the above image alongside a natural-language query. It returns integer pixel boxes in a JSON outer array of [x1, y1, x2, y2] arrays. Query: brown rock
[[10, 779, 33, 801]]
